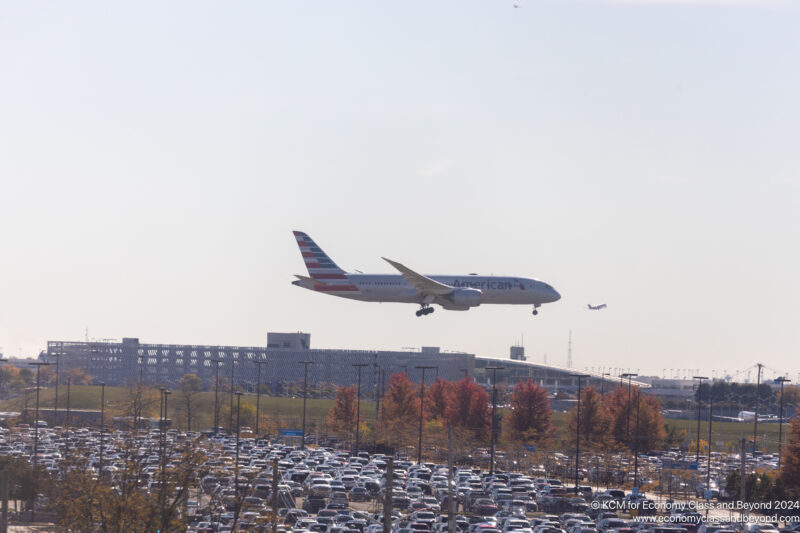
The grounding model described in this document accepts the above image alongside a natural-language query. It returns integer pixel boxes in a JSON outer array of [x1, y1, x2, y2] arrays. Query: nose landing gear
[[532, 304, 540, 316], [416, 305, 434, 317]]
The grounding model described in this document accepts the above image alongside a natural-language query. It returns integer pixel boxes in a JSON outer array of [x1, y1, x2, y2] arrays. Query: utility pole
[[693, 376, 709, 463], [211, 359, 223, 434], [299, 361, 313, 450], [52, 352, 60, 427], [570, 374, 589, 493], [776, 377, 791, 468], [487, 366, 504, 474], [621, 373, 638, 446], [228, 355, 238, 434], [65, 377, 71, 433], [415, 366, 437, 465], [99, 382, 106, 474], [753, 363, 763, 456], [232, 391, 243, 532], [254, 360, 268, 438], [383, 458, 393, 533], [353, 363, 369, 455]]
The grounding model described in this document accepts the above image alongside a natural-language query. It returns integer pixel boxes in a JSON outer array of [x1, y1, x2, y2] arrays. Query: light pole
[[693, 376, 709, 464], [65, 377, 71, 433], [299, 361, 313, 450], [487, 366, 504, 474], [211, 359, 223, 434], [29, 362, 50, 464], [776, 377, 791, 468], [621, 373, 638, 446], [353, 363, 369, 455], [52, 353, 60, 427], [753, 363, 763, 455], [570, 373, 589, 493], [228, 355, 238, 434], [706, 392, 713, 507], [138, 354, 145, 385], [235, 391, 243, 519], [601, 373, 610, 405], [99, 382, 106, 474], [415, 366, 437, 465], [633, 388, 641, 493], [254, 360, 268, 438]]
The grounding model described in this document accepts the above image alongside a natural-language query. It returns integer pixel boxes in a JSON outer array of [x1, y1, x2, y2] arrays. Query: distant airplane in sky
[[291, 231, 561, 317], [587, 303, 607, 310]]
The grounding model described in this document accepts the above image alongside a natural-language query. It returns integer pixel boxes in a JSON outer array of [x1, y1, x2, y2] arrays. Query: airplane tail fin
[[293, 231, 349, 279]]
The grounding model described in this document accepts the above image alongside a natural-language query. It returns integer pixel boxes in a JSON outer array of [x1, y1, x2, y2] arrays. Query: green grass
[[0, 386, 789, 453]]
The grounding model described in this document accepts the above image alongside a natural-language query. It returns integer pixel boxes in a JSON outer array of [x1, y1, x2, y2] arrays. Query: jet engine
[[447, 288, 482, 308]]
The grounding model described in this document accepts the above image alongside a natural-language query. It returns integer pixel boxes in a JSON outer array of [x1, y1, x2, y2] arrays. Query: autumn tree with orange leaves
[[779, 415, 800, 499], [566, 386, 611, 450], [377, 373, 419, 449], [503, 379, 554, 445], [327, 386, 357, 439], [605, 385, 665, 451], [444, 377, 490, 440], [425, 378, 454, 421]]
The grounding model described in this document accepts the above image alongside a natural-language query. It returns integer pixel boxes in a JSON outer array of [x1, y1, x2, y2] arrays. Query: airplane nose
[[549, 288, 561, 302]]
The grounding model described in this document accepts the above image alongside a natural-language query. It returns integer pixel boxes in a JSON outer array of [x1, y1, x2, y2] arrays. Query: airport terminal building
[[45, 332, 647, 396]]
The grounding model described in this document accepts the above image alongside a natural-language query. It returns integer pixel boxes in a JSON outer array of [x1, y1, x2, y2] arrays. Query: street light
[[29, 362, 50, 464], [693, 376, 709, 464], [570, 374, 589, 493], [415, 366, 437, 465], [353, 363, 369, 455], [228, 355, 238, 434], [486, 366, 504, 474], [601, 373, 610, 404], [754, 363, 763, 455], [776, 377, 792, 468], [235, 391, 243, 520], [51, 352, 60, 427], [211, 359, 224, 434], [254, 360, 268, 438], [621, 373, 638, 446], [299, 361, 313, 450], [99, 382, 106, 474]]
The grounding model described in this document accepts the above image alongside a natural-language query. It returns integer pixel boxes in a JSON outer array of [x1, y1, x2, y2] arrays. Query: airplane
[[587, 303, 607, 310], [291, 231, 561, 317], [712, 411, 778, 423]]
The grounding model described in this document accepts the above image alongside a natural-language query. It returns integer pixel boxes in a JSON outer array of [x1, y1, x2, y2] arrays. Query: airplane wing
[[382, 258, 455, 296], [713, 415, 744, 422]]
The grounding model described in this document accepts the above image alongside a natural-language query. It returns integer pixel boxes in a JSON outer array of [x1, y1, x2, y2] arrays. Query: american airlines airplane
[[291, 231, 561, 317]]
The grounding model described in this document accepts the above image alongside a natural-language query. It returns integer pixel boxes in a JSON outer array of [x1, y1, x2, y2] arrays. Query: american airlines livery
[[291, 231, 561, 317]]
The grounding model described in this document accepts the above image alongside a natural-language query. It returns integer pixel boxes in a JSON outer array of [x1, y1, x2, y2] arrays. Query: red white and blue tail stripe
[[293, 231, 359, 292]]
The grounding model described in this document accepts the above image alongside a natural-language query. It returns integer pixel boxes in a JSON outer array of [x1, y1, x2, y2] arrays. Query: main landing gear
[[532, 304, 540, 316], [416, 305, 434, 317]]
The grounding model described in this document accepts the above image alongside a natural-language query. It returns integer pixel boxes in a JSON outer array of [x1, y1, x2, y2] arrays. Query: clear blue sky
[[1, 0, 798, 379]]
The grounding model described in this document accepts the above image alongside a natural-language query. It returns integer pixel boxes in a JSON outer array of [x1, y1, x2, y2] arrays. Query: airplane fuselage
[[295, 273, 558, 307]]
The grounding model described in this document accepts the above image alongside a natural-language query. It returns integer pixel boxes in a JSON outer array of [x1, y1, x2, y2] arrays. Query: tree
[[377, 373, 419, 450], [63, 367, 92, 385], [177, 374, 202, 431], [780, 415, 800, 499], [504, 380, 554, 444], [425, 378, 454, 421], [444, 377, 490, 439], [566, 386, 610, 449], [327, 386, 357, 439], [635, 391, 666, 451]]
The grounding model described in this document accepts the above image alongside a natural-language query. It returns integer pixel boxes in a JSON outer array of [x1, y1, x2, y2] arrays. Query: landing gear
[[416, 305, 434, 317], [532, 304, 540, 316]]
